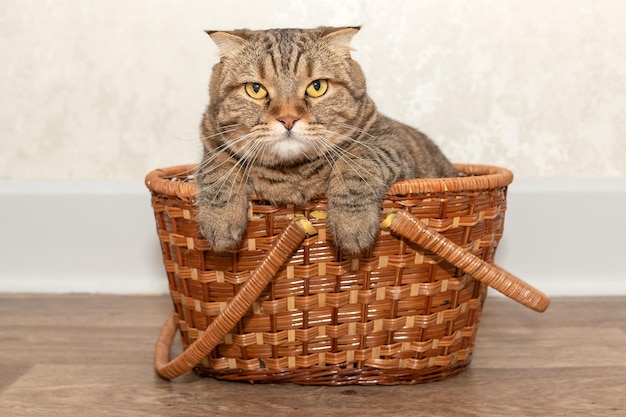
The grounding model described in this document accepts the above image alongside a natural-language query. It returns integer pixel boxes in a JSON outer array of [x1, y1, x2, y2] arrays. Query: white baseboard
[[496, 178, 626, 296], [1, 178, 625, 296], [0, 180, 168, 294]]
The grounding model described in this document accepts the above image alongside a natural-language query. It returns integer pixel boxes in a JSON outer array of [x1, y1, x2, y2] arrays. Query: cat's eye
[[245, 82, 268, 99], [306, 79, 328, 98]]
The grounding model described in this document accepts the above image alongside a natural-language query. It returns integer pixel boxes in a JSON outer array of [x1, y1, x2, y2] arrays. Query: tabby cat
[[197, 26, 457, 254]]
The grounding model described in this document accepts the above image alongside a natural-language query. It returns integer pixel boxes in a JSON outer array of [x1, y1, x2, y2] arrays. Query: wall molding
[[1, 178, 625, 296]]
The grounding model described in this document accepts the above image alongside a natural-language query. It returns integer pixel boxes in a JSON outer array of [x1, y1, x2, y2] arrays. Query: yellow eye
[[306, 79, 328, 98], [245, 82, 268, 99]]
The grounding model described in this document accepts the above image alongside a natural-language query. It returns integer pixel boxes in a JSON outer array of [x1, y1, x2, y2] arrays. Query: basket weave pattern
[[147, 164, 513, 385]]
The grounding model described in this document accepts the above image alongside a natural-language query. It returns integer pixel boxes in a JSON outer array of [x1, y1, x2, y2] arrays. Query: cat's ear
[[320, 26, 360, 58], [206, 30, 248, 56]]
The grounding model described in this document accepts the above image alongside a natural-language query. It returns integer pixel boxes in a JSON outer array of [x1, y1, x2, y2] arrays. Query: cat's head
[[203, 27, 372, 166]]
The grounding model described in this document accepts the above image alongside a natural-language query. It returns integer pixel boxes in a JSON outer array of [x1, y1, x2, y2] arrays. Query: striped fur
[[197, 27, 457, 253]]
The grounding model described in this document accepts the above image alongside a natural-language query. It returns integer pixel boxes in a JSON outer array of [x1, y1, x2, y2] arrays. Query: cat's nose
[[276, 116, 300, 131]]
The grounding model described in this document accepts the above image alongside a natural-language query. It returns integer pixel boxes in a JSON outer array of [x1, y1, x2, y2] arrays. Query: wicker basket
[[146, 163, 549, 385]]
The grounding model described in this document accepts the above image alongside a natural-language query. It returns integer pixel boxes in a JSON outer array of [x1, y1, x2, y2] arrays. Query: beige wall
[[1, 0, 624, 180]]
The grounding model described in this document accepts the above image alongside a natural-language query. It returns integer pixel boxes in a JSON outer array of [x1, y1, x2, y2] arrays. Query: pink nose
[[276, 116, 300, 130]]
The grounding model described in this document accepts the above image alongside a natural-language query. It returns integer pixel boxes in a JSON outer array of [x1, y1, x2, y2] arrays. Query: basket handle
[[384, 211, 550, 312], [154, 219, 312, 380]]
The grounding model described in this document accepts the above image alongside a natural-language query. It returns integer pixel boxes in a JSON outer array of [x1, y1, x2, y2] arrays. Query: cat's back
[[369, 114, 458, 178]]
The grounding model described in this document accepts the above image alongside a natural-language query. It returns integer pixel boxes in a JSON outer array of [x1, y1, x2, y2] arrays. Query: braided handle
[[386, 211, 550, 312], [154, 220, 311, 380]]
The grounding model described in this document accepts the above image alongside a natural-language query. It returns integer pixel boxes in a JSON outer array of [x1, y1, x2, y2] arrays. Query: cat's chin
[[262, 137, 315, 166]]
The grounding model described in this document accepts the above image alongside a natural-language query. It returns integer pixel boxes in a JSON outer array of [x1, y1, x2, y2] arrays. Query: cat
[[196, 26, 458, 254]]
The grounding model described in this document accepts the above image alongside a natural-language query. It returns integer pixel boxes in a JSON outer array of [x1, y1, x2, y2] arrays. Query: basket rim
[[144, 163, 514, 201]]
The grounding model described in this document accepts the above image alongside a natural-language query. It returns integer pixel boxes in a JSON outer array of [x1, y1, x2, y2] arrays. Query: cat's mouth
[[265, 134, 315, 165], [229, 124, 328, 167]]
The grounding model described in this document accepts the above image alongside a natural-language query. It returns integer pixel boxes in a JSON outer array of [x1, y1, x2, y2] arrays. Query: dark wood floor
[[0, 294, 624, 417]]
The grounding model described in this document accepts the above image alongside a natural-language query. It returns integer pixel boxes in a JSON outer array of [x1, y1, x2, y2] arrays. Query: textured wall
[[1, 0, 624, 180]]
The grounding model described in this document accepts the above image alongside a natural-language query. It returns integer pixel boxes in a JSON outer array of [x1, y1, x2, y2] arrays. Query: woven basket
[[146, 163, 549, 385]]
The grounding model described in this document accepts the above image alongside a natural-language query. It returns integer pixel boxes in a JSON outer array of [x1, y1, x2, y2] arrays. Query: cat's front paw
[[198, 204, 248, 252], [327, 205, 380, 254]]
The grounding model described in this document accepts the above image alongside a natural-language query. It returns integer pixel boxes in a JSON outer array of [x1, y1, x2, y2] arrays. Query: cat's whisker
[[196, 148, 251, 199], [161, 136, 243, 179], [196, 143, 234, 173], [199, 127, 241, 142], [321, 129, 381, 156], [239, 141, 268, 195], [200, 157, 249, 206], [233, 140, 270, 199], [196, 132, 255, 175], [197, 132, 267, 204], [164, 162, 204, 179], [329, 122, 378, 140], [312, 136, 381, 195], [309, 138, 348, 189], [315, 131, 381, 169], [327, 139, 385, 181], [226, 140, 264, 201], [320, 130, 389, 189], [218, 123, 243, 129]]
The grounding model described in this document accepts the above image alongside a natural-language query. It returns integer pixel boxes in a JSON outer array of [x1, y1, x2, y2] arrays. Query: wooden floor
[[0, 294, 624, 417]]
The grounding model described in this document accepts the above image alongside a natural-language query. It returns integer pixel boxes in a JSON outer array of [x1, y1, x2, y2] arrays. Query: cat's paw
[[198, 205, 248, 252], [327, 205, 380, 254]]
